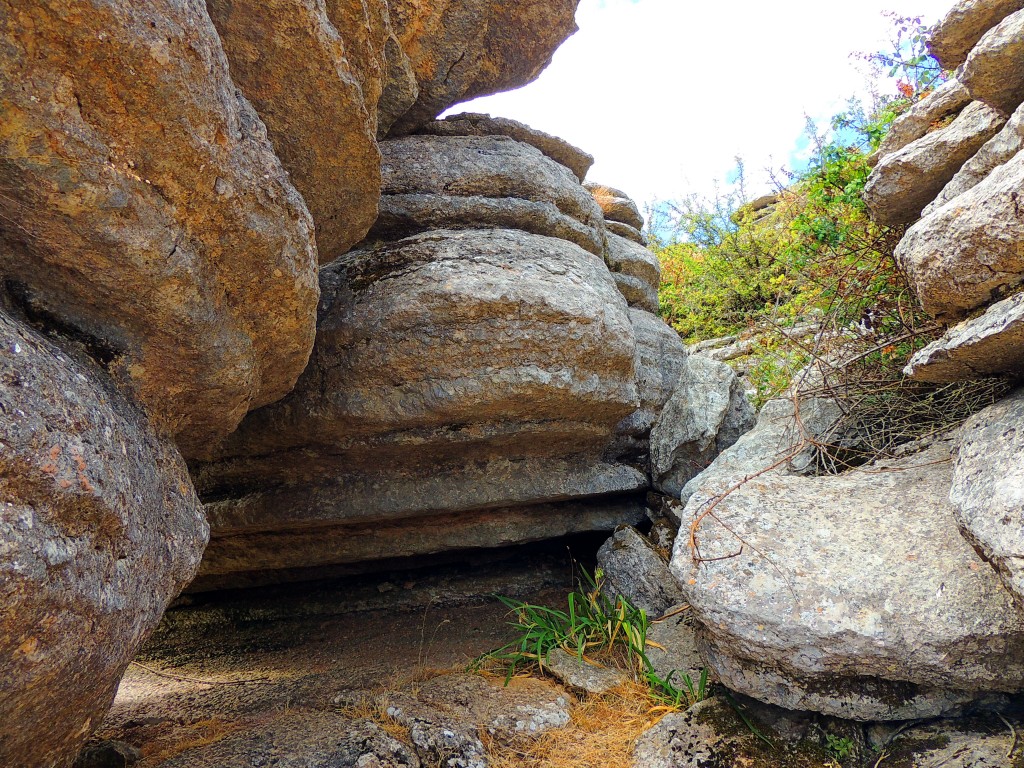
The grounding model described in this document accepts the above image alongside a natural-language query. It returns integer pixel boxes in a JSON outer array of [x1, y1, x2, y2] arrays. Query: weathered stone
[[606, 232, 661, 294], [896, 149, 1024, 320], [420, 113, 594, 181], [597, 526, 685, 618], [613, 273, 659, 314], [0, 0, 319, 457], [962, 8, 1024, 114], [192, 229, 641, 582], [607, 220, 646, 245], [386, 695, 487, 768], [160, 713, 419, 767], [905, 290, 1024, 381], [864, 101, 1006, 226], [645, 611, 705, 686], [650, 354, 755, 498], [951, 389, 1024, 610], [205, 0, 381, 261], [870, 79, 972, 165], [72, 740, 141, 768], [882, 718, 1022, 767], [366, 135, 605, 254], [0, 309, 208, 768], [586, 183, 645, 231], [545, 648, 630, 695], [387, 0, 581, 134], [925, 101, 1024, 214], [671, 399, 1024, 720], [370, 194, 605, 256], [414, 674, 571, 744], [928, 0, 1024, 69]]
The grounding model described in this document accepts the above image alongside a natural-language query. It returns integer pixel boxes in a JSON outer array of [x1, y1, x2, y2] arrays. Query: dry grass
[[483, 681, 671, 768]]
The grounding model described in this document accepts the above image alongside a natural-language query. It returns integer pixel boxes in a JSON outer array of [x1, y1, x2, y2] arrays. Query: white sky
[[446, 0, 956, 213]]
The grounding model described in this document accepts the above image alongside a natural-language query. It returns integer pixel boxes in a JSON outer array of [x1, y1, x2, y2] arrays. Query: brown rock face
[[205, 0, 382, 261], [928, 0, 1024, 70], [387, 0, 581, 134], [0, 0, 319, 459], [0, 309, 208, 768], [962, 8, 1024, 114], [192, 228, 642, 585]]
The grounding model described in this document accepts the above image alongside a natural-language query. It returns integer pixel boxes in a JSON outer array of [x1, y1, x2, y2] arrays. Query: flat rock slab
[[864, 100, 1005, 226], [606, 233, 661, 293], [644, 611, 705, 686], [928, 0, 1024, 69], [596, 526, 685, 618], [952, 388, 1024, 610], [158, 713, 420, 768], [871, 79, 972, 164], [671, 398, 1024, 720], [545, 648, 629, 695], [905, 290, 1024, 381]]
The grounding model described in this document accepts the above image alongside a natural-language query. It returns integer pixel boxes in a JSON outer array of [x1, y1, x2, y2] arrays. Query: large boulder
[[386, 0, 581, 134], [367, 134, 606, 255], [606, 233, 660, 313], [863, 100, 1005, 226], [928, 0, 1024, 69], [191, 229, 643, 586], [905, 290, 1024, 381], [670, 398, 1024, 720], [205, 0, 382, 261], [596, 525, 685, 617], [962, 8, 1024, 114], [895, 148, 1024, 320], [0, 0, 319, 458], [419, 112, 594, 182], [0, 309, 208, 767], [924, 100, 1024, 215], [951, 388, 1024, 610], [650, 354, 755, 498], [586, 182, 645, 231]]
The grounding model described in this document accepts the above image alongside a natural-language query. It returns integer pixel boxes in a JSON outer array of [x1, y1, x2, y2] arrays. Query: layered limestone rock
[[596, 525, 685, 617], [386, 0, 581, 134], [895, 150, 1024, 320], [863, 100, 1005, 225], [870, 79, 972, 165], [0, 0, 320, 458], [0, 309, 208, 768], [928, 0, 1024, 69], [420, 113, 595, 182], [205, 0, 382, 261], [192, 228, 645, 586], [962, 8, 1024, 115], [367, 134, 606, 254], [588, 182, 646, 244], [607, 233, 660, 313], [951, 388, 1024, 610], [650, 354, 755, 499], [670, 398, 1024, 720]]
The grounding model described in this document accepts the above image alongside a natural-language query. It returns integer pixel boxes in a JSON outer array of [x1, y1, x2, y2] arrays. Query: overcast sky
[[446, 0, 956, 214]]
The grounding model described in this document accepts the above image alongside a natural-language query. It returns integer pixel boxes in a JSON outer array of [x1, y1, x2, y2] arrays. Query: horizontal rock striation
[[0, 308, 208, 768], [928, 0, 1024, 69]]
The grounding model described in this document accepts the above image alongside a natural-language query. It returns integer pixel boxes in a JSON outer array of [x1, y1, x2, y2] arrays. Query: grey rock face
[[631, 699, 756, 768], [645, 612, 704, 685], [884, 719, 1022, 767], [925, 101, 1024, 215], [871, 79, 972, 164], [896, 149, 1024, 320], [905, 290, 1024, 381], [928, 0, 1024, 69], [586, 182, 645, 231], [205, 0, 381, 262], [606, 233, 661, 294], [367, 135, 605, 254], [0, 310, 208, 768], [159, 713, 420, 767], [650, 354, 755, 498], [606, 220, 646, 245], [951, 388, 1024, 610], [864, 100, 1006, 226], [545, 648, 630, 695], [962, 8, 1024, 114], [670, 399, 1024, 720], [0, 0, 319, 459], [613, 273, 660, 314], [596, 526, 685, 618], [192, 229, 642, 584], [420, 113, 594, 181], [386, 696, 487, 768]]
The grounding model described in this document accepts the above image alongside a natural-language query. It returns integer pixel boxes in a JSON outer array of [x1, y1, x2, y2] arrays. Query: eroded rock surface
[[870, 79, 972, 164], [670, 399, 1024, 720], [205, 0, 382, 261], [596, 526, 685, 617], [0, 0, 319, 457], [0, 310, 208, 768], [951, 388, 1024, 609], [962, 8, 1024, 114], [928, 0, 1024, 69]]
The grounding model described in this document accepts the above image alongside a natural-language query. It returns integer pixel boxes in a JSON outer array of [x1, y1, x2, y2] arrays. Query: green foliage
[[825, 733, 855, 761], [471, 569, 710, 709]]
